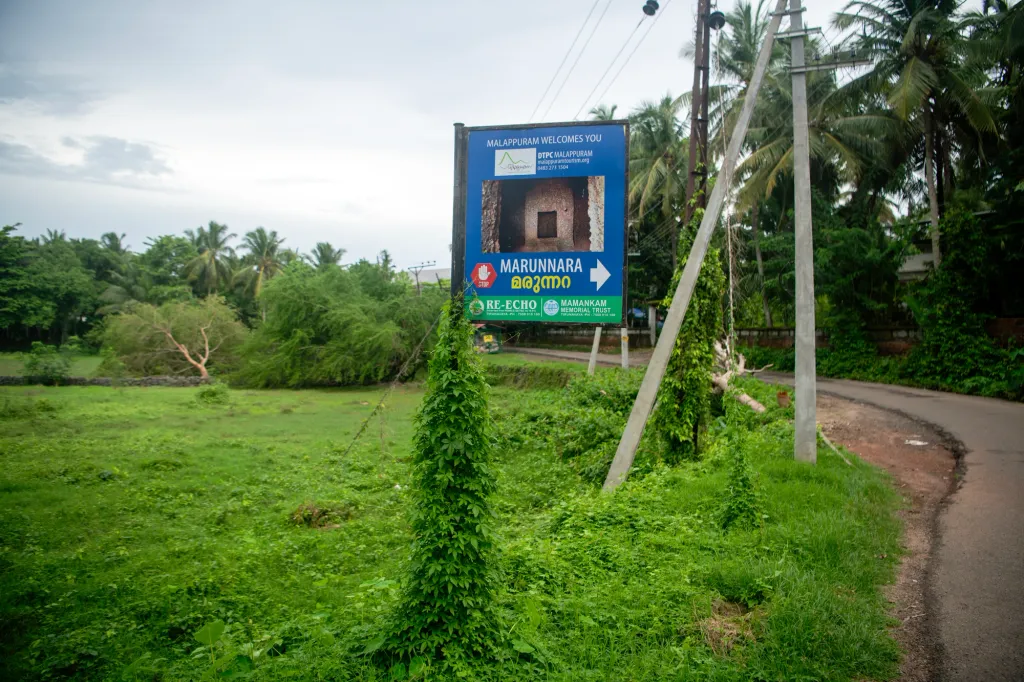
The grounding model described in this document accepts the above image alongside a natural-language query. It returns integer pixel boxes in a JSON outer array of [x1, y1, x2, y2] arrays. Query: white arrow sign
[[590, 259, 610, 291]]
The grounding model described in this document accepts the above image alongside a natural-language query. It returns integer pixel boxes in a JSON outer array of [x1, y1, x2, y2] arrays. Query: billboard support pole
[[588, 326, 602, 375], [602, 0, 788, 491], [621, 328, 629, 369], [450, 123, 468, 303]]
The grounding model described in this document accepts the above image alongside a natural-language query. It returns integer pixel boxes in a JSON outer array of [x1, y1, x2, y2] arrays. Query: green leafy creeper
[[652, 218, 726, 461], [380, 298, 500, 665]]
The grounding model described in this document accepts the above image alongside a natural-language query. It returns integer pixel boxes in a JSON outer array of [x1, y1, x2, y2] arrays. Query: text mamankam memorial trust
[[460, 121, 628, 324]]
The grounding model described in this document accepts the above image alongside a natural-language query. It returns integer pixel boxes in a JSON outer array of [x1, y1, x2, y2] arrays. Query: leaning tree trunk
[[923, 106, 943, 267], [751, 201, 773, 327]]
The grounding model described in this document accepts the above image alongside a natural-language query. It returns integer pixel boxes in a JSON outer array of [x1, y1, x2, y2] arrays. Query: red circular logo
[[471, 262, 497, 288]]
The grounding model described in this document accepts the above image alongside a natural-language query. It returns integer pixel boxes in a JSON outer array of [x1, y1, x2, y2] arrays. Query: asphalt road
[[509, 348, 1024, 679], [761, 374, 1024, 682]]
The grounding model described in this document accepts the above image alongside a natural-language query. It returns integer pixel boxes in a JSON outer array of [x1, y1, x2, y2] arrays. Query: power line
[[529, 0, 604, 122], [540, 0, 616, 121], [573, 16, 648, 120], [587, 0, 675, 117]]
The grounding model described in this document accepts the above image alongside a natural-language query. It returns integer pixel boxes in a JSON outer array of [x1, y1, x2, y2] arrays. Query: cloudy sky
[[0, 0, 845, 269]]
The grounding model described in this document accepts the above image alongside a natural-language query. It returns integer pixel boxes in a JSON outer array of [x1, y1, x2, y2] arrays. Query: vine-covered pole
[[603, 0, 789, 491]]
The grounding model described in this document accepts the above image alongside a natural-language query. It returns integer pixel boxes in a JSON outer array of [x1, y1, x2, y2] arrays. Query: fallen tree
[[103, 296, 247, 379], [712, 340, 769, 413]]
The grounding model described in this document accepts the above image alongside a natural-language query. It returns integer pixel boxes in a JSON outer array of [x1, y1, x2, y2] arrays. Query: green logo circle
[[468, 299, 484, 315]]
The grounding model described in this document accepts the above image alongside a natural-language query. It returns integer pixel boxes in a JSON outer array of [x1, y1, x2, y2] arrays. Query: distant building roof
[[417, 266, 451, 283]]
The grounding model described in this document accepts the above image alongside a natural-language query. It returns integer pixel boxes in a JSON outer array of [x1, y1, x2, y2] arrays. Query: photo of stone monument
[[481, 176, 605, 253]]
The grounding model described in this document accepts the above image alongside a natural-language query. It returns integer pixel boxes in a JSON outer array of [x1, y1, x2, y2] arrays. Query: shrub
[[22, 342, 71, 384], [193, 382, 230, 406]]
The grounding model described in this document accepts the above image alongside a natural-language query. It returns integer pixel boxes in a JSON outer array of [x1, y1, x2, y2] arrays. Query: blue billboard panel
[[463, 122, 628, 324]]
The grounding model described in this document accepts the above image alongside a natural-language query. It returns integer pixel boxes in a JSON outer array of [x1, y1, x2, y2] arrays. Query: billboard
[[459, 121, 628, 324]]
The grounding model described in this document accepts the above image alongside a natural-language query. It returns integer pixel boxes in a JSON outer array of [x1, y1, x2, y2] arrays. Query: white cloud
[[0, 0, 854, 266]]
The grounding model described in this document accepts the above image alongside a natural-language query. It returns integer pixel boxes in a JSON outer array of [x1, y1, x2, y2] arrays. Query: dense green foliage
[[904, 209, 1016, 395], [0, 217, 440, 387], [613, 0, 1024, 402], [380, 305, 500, 667], [740, 209, 1024, 400], [0, 366, 903, 681], [238, 263, 443, 387]]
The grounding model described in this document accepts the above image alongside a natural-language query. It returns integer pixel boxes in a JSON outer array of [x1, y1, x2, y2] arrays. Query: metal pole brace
[[790, 59, 872, 73], [775, 27, 822, 39]]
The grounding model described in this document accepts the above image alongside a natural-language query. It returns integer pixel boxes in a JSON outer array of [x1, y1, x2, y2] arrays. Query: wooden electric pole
[[407, 261, 436, 296], [682, 0, 713, 244]]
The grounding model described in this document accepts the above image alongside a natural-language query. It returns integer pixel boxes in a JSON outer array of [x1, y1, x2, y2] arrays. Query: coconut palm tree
[[236, 227, 284, 300], [308, 242, 346, 270], [184, 227, 205, 250], [100, 232, 128, 255], [834, 0, 999, 265], [629, 95, 689, 267], [186, 221, 236, 295], [589, 103, 619, 120], [706, 0, 785, 325], [41, 229, 67, 244]]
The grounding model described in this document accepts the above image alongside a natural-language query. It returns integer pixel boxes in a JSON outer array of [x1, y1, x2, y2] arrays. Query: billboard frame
[[450, 119, 630, 326]]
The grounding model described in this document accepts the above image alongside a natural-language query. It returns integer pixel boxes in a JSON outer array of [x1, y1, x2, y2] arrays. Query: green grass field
[[0, 375, 904, 680], [481, 352, 585, 373], [0, 352, 103, 377]]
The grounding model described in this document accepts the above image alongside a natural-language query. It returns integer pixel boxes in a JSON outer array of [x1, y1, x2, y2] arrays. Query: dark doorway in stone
[[537, 211, 557, 239]]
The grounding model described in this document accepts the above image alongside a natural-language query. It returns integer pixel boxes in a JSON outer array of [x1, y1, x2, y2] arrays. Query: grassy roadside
[[0, 375, 902, 680]]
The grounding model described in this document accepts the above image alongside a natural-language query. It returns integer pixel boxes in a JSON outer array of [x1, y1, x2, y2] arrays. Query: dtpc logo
[[494, 148, 536, 176]]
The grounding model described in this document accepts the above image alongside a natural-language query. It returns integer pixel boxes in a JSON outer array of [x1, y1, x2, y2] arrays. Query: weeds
[[0, 395, 58, 420], [0, 376, 903, 681]]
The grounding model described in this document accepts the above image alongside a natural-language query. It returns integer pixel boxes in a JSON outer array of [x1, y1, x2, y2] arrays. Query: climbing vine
[[380, 299, 500, 666], [651, 217, 726, 461], [719, 448, 760, 530]]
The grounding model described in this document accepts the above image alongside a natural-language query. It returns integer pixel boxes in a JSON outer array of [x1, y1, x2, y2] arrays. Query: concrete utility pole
[[588, 326, 602, 375], [789, 0, 816, 463], [603, 0, 790, 491], [648, 305, 657, 346], [779, 4, 869, 463], [621, 327, 630, 369]]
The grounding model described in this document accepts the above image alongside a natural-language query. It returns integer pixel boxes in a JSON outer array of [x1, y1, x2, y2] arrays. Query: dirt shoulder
[[815, 393, 957, 682]]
